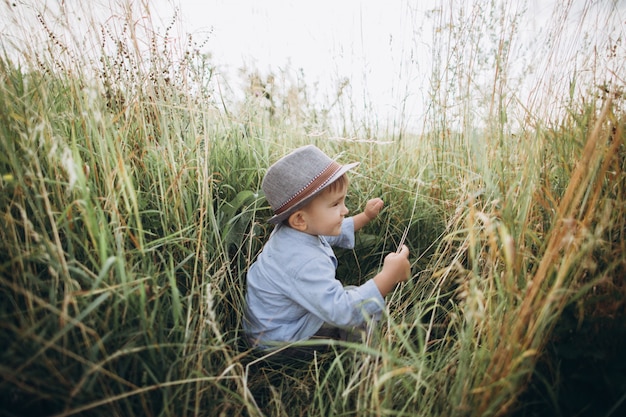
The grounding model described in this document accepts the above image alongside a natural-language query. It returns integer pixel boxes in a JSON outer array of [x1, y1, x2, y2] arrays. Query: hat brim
[[267, 161, 360, 224]]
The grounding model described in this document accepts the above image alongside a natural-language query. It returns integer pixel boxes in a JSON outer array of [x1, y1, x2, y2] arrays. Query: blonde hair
[[283, 174, 350, 226], [325, 173, 349, 194]]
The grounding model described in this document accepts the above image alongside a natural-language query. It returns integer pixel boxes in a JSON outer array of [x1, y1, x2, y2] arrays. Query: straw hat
[[262, 145, 359, 224]]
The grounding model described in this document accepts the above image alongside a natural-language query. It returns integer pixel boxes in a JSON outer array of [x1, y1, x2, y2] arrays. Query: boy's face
[[297, 184, 349, 236]]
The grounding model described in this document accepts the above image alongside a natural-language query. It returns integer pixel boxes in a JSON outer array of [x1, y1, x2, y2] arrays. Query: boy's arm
[[353, 198, 384, 232]]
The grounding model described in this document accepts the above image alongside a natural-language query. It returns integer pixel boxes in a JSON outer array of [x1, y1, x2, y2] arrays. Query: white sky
[[160, 0, 624, 132], [154, 0, 428, 130], [176, 1, 413, 74], [149, 0, 534, 132], [1, 0, 624, 134]]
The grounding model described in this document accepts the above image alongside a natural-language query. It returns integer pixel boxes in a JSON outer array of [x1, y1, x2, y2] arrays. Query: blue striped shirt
[[243, 217, 384, 349]]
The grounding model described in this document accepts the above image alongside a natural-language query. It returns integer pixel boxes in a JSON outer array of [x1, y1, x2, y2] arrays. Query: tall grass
[[0, 1, 624, 416]]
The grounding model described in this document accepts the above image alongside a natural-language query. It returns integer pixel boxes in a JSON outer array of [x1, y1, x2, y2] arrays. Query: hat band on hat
[[274, 161, 342, 216]]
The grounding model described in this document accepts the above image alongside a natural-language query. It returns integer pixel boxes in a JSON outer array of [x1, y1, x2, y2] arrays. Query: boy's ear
[[288, 210, 308, 231]]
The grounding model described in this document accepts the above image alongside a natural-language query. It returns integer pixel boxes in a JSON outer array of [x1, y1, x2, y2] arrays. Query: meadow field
[[0, 1, 624, 416]]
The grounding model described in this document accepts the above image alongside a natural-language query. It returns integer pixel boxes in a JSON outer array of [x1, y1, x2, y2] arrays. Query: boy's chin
[[327, 226, 342, 236], [316, 227, 341, 237]]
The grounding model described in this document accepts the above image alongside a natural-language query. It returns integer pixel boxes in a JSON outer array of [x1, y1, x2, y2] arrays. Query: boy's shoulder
[[258, 226, 328, 271], [270, 225, 322, 249]]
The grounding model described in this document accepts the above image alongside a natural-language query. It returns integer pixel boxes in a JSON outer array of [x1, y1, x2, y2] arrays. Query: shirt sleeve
[[289, 255, 385, 327]]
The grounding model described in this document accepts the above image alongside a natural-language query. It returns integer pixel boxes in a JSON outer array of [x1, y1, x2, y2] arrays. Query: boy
[[243, 145, 410, 353]]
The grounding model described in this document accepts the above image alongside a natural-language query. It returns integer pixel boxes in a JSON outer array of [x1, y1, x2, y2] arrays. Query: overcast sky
[[1, 0, 624, 133]]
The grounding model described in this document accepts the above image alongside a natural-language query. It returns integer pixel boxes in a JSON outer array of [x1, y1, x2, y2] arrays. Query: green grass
[[0, 1, 625, 416]]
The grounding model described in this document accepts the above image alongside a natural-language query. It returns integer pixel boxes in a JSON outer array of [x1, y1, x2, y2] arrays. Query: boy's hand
[[383, 245, 411, 283], [352, 198, 384, 232], [364, 198, 384, 220], [373, 245, 411, 296]]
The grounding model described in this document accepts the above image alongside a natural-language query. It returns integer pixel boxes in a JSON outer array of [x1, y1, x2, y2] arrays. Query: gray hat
[[262, 145, 359, 224]]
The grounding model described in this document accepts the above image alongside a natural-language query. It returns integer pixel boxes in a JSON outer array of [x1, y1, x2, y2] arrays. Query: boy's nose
[[341, 204, 349, 215]]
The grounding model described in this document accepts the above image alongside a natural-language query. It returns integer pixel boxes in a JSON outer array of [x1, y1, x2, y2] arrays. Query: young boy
[[243, 145, 410, 353]]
